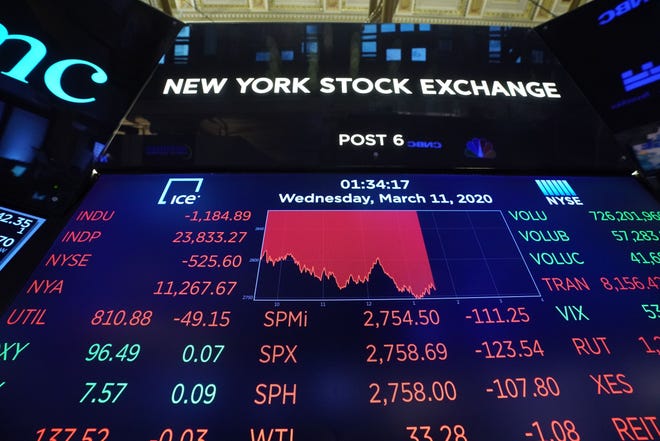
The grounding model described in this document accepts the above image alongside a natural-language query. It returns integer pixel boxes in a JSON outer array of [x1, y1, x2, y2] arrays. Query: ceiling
[[140, 0, 593, 27]]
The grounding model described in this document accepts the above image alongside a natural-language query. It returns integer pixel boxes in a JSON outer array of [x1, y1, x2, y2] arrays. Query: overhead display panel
[[108, 24, 631, 174], [535, 0, 660, 187], [0, 0, 182, 215], [536, 0, 660, 134], [1, 172, 658, 441]]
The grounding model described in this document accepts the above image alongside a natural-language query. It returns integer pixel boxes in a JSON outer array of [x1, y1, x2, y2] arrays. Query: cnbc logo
[[0, 22, 108, 104], [535, 179, 583, 206]]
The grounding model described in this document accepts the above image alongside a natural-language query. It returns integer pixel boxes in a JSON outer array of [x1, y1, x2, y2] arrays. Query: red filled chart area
[[255, 210, 539, 301], [260, 211, 436, 299]]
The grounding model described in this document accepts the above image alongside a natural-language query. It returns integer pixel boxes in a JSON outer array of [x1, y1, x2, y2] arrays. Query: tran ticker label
[[158, 178, 204, 205], [535, 180, 583, 206]]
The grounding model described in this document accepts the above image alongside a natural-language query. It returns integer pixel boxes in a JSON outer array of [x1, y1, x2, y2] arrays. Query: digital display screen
[[0, 0, 182, 215], [0, 205, 44, 271], [0, 0, 181, 125], [535, 0, 660, 133], [1, 172, 658, 441], [633, 133, 660, 173], [110, 23, 630, 174]]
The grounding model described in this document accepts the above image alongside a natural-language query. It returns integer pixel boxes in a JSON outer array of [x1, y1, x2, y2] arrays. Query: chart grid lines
[[253, 210, 541, 302], [430, 210, 459, 300], [467, 211, 501, 299]]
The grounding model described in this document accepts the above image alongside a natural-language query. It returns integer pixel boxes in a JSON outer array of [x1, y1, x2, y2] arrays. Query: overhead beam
[[368, 0, 400, 22]]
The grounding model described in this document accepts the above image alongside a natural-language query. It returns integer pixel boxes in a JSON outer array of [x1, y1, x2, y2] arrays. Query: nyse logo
[[158, 178, 204, 205], [0, 22, 108, 104], [535, 179, 583, 206]]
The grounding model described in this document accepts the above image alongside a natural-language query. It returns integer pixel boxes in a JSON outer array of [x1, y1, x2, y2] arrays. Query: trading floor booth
[[1, 2, 659, 440]]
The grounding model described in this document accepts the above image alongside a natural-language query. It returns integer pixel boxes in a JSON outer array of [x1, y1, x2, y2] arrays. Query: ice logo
[[465, 138, 496, 159], [157, 178, 203, 205]]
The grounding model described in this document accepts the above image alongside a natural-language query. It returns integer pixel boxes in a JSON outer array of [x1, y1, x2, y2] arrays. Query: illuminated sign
[[407, 140, 443, 149], [598, 0, 650, 25], [465, 137, 496, 158], [337, 134, 442, 149], [419, 79, 561, 98], [162, 76, 563, 99], [0, 22, 108, 104], [621, 61, 660, 92]]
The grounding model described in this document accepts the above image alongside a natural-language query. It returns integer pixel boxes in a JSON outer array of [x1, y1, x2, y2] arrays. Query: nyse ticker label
[[45, 253, 92, 267]]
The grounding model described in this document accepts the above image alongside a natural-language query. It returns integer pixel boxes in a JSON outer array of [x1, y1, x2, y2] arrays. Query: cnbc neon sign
[[0, 22, 107, 104], [597, 0, 649, 25]]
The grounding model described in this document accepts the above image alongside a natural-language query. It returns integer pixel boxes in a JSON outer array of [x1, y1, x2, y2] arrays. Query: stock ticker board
[[0, 173, 659, 441]]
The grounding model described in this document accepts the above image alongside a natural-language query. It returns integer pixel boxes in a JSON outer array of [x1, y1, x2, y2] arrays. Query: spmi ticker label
[[158, 178, 204, 205], [535, 180, 583, 206]]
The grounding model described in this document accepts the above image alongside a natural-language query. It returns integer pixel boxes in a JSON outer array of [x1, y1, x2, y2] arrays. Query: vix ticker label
[[158, 178, 204, 205], [535, 179, 583, 206]]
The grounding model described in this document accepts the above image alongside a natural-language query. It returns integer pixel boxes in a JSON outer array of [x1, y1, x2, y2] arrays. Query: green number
[[86, 343, 140, 362], [85, 343, 111, 361], [641, 304, 660, 319], [611, 230, 627, 241], [115, 344, 141, 362], [80, 382, 128, 404], [171, 383, 216, 405], [182, 344, 224, 363]]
